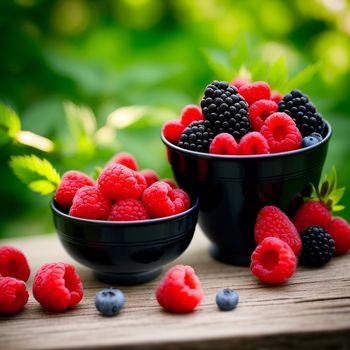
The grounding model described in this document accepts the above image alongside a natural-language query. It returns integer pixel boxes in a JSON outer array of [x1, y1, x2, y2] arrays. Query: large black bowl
[[162, 120, 332, 266], [51, 198, 199, 285]]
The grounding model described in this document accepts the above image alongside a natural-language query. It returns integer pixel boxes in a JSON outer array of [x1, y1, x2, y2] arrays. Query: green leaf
[[0, 103, 21, 145], [329, 187, 346, 204], [9, 155, 61, 195], [332, 205, 345, 212], [268, 57, 288, 90], [201, 48, 234, 80], [283, 63, 320, 93], [228, 35, 249, 70]]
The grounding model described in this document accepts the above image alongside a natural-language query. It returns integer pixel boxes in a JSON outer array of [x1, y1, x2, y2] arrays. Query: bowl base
[[209, 245, 250, 267], [94, 268, 162, 285]]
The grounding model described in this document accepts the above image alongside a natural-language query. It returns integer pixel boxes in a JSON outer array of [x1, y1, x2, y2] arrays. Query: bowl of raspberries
[[161, 79, 332, 266], [51, 152, 199, 285]]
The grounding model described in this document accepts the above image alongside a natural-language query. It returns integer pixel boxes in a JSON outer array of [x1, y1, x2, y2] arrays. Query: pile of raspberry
[[162, 78, 325, 155], [54, 152, 190, 221]]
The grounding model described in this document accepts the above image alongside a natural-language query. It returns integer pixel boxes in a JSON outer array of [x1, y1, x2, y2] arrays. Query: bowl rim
[[161, 119, 332, 160], [51, 197, 199, 226]]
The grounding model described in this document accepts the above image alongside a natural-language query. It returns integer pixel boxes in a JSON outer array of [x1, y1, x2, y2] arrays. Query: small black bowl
[[51, 198, 199, 285], [162, 120, 332, 266]]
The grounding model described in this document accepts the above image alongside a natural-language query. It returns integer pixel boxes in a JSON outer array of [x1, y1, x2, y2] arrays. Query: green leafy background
[[0, 0, 350, 238]]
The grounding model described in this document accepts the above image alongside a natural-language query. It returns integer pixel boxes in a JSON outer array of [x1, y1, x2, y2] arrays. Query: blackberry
[[278, 89, 324, 137], [299, 226, 335, 267], [200, 80, 250, 141], [177, 120, 214, 153]]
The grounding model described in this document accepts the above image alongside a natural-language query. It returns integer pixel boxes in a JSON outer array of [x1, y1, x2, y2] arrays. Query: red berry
[[69, 186, 112, 220], [229, 77, 249, 89], [254, 206, 301, 256], [156, 265, 204, 313], [55, 171, 94, 208], [238, 81, 271, 105], [142, 181, 190, 218], [162, 120, 185, 144], [238, 132, 270, 155], [249, 99, 278, 131], [260, 112, 302, 153], [98, 164, 147, 201], [33, 262, 83, 311], [0, 246, 30, 282], [140, 169, 159, 187], [180, 105, 204, 127], [0, 276, 29, 315], [209, 133, 238, 155], [161, 178, 178, 189], [108, 199, 149, 221], [107, 152, 138, 171], [251, 237, 297, 284], [270, 91, 283, 104], [292, 200, 332, 234], [325, 217, 350, 254]]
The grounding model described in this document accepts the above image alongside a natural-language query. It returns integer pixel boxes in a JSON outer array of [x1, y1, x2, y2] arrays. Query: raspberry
[[180, 105, 204, 127], [229, 77, 249, 89], [238, 81, 271, 105], [162, 120, 185, 144], [254, 206, 301, 256], [238, 132, 270, 155], [98, 164, 147, 201], [69, 186, 112, 220], [55, 171, 94, 208], [292, 200, 332, 234], [107, 152, 138, 171], [209, 133, 238, 155], [271, 91, 283, 104], [108, 199, 149, 221], [161, 178, 177, 189], [327, 217, 350, 255], [260, 112, 302, 153], [33, 262, 83, 311], [140, 169, 159, 188], [156, 265, 204, 313], [0, 276, 29, 315], [0, 246, 30, 281], [249, 99, 278, 131], [250, 237, 297, 284], [142, 181, 190, 218]]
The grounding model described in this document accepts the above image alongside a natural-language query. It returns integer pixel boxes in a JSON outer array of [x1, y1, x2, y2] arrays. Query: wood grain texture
[[1, 230, 350, 350]]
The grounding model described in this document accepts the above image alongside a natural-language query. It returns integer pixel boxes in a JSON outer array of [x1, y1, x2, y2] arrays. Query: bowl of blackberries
[[161, 78, 332, 266], [51, 153, 199, 285]]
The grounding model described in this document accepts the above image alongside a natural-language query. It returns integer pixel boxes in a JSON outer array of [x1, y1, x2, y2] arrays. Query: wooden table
[[1, 229, 350, 350]]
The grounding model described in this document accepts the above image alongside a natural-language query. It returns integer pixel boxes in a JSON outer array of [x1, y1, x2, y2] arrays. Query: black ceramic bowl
[[162, 120, 332, 266], [51, 198, 199, 285]]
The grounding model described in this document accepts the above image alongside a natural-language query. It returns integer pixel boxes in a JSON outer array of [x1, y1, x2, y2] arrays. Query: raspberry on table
[[250, 237, 297, 284], [140, 169, 159, 188], [0, 246, 30, 282], [162, 120, 186, 144], [55, 171, 94, 208], [254, 206, 301, 256], [249, 99, 278, 131], [292, 200, 332, 234], [156, 265, 204, 313], [327, 217, 350, 255], [215, 289, 239, 311], [108, 199, 149, 221], [95, 288, 125, 316], [180, 105, 204, 127], [107, 152, 139, 171], [69, 186, 112, 220], [142, 181, 190, 218], [161, 178, 178, 189], [98, 164, 147, 201], [270, 91, 283, 104], [238, 81, 271, 105], [260, 112, 302, 153], [209, 133, 238, 155], [301, 133, 323, 148], [299, 226, 335, 267], [33, 262, 83, 311], [229, 77, 249, 89], [238, 132, 270, 155]]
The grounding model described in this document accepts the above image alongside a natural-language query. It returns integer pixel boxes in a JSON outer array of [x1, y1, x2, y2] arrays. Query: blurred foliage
[[0, 0, 350, 238]]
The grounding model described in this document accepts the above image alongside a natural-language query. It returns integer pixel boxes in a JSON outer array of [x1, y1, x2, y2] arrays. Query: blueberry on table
[[215, 289, 239, 311], [95, 288, 125, 316]]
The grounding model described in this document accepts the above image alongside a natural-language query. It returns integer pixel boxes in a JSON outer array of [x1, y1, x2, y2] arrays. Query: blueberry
[[95, 288, 125, 316], [215, 289, 239, 311], [302, 132, 323, 148]]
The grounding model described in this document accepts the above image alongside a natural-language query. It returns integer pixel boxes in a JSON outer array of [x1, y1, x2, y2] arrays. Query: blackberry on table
[[200, 80, 250, 141], [299, 226, 335, 267], [278, 89, 324, 137], [177, 120, 215, 153]]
